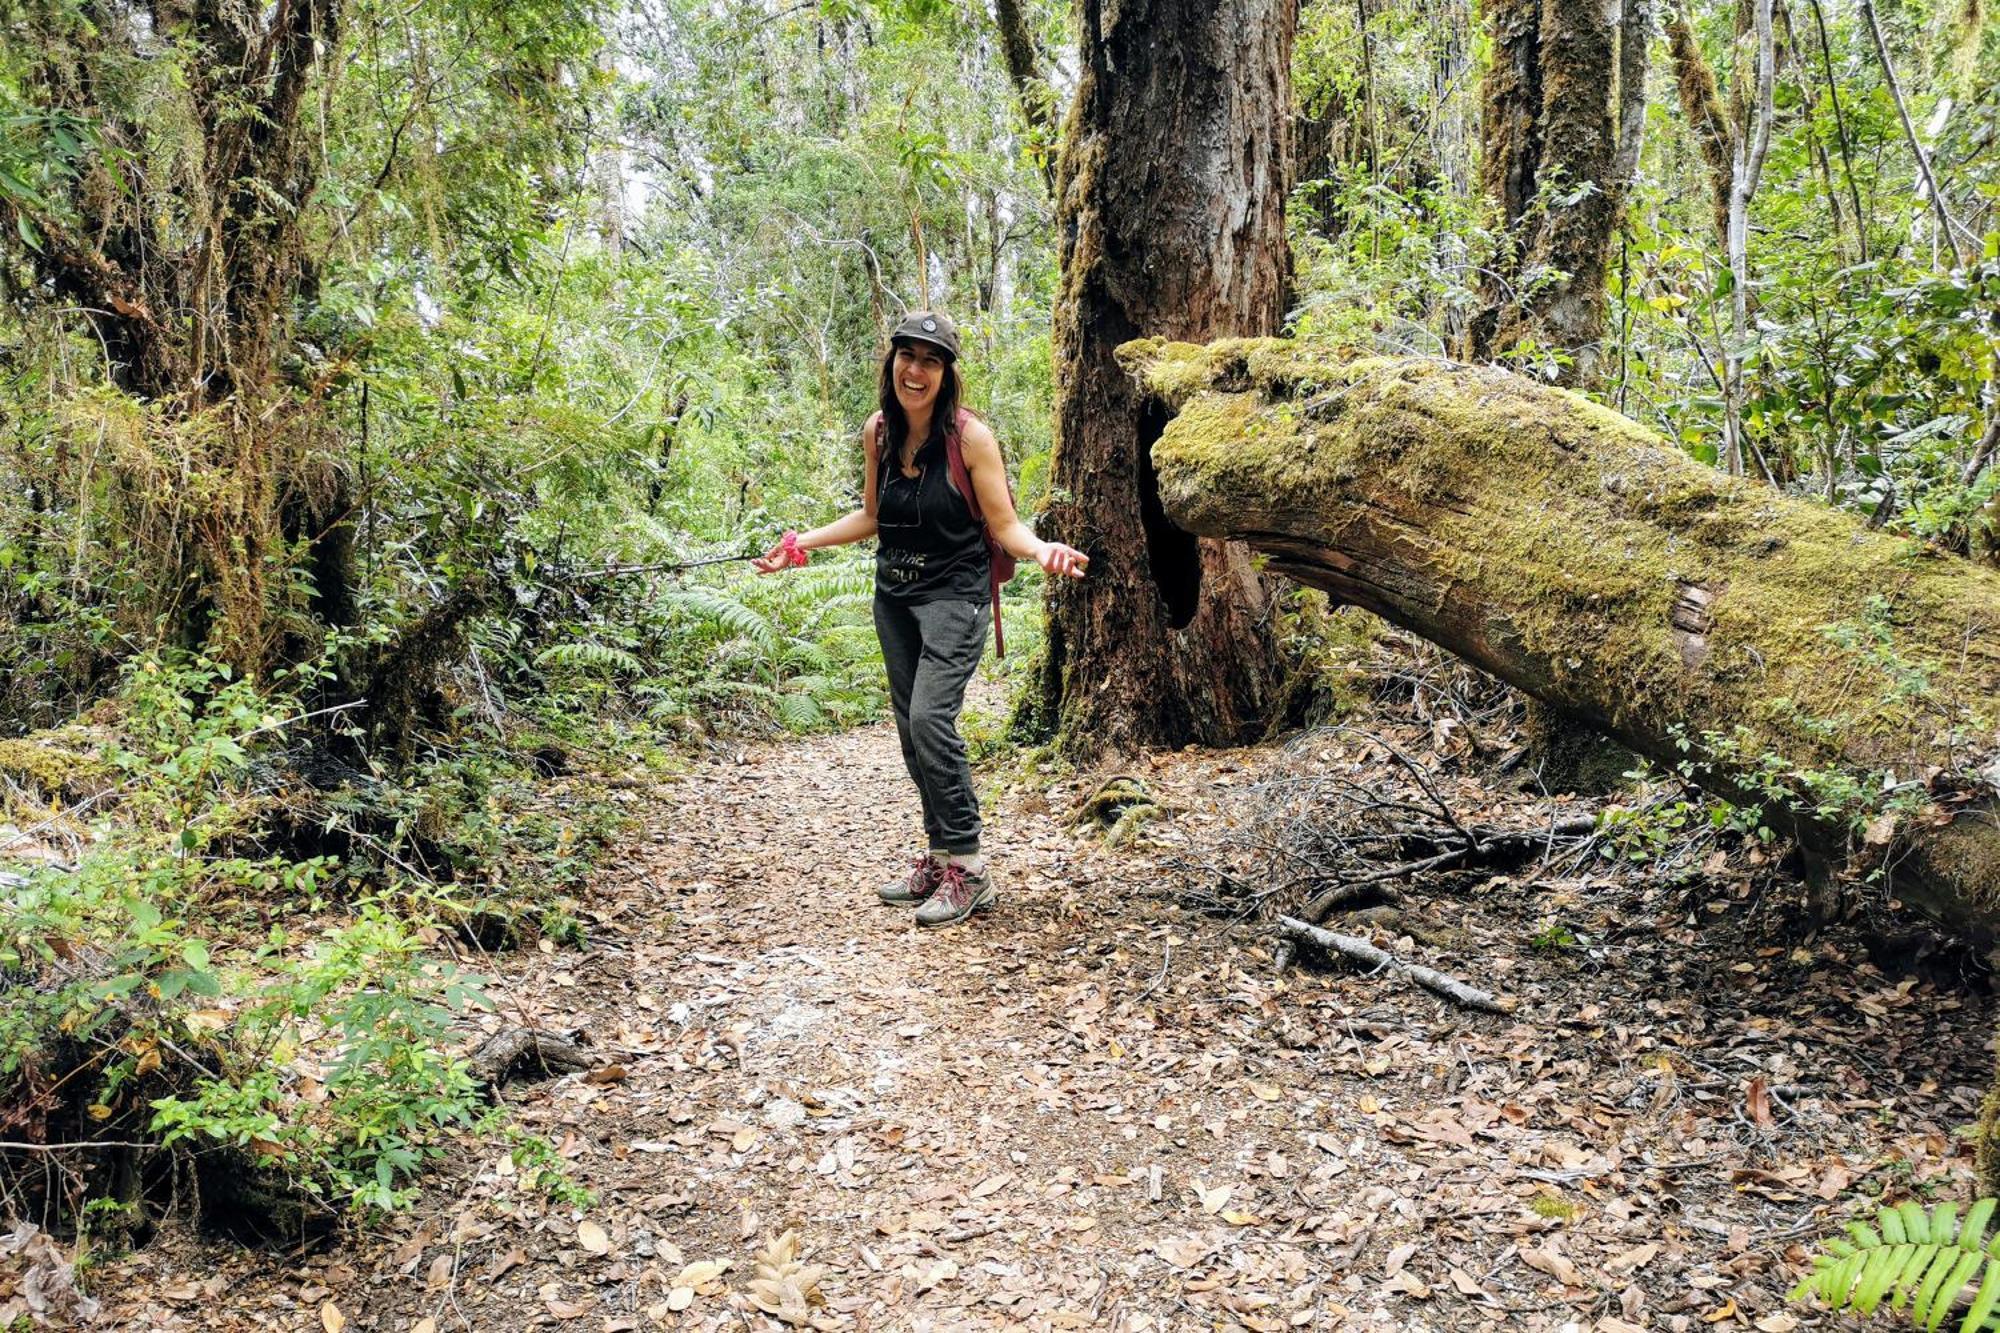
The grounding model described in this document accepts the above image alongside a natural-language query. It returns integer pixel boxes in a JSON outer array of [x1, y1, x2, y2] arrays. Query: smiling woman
[[753, 310, 1088, 928]]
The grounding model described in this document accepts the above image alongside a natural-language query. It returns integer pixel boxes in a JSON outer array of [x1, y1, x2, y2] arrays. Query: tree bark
[[1026, 0, 1295, 756], [1127, 338, 2000, 940], [1462, 0, 1647, 387]]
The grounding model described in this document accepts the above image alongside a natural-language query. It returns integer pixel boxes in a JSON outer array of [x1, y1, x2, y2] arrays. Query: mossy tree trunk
[[0, 1, 352, 674], [1463, 0, 1650, 388], [991, 0, 1058, 198], [1029, 0, 1294, 757], [1128, 338, 2000, 940]]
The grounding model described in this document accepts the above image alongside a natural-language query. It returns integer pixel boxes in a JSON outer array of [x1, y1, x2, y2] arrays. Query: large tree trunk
[[1462, 0, 1650, 388], [1028, 0, 1294, 756], [1126, 338, 2000, 939]]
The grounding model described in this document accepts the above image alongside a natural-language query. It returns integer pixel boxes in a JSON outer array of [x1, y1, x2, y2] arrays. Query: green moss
[[0, 732, 111, 804], [1129, 338, 2000, 848]]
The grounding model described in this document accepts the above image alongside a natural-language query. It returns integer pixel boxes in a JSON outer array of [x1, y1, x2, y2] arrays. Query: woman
[[753, 310, 1087, 927]]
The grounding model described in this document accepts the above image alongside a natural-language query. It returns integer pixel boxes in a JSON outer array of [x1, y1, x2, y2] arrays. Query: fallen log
[[1276, 916, 1511, 1012], [466, 1027, 594, 1089], [1128, 339, 2000, 941]]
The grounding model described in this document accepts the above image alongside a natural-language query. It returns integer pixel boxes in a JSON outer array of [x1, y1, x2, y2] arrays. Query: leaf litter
[[78, 674, 1999, 1331]]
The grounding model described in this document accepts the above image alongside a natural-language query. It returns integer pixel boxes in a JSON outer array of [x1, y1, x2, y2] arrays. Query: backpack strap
[[942, 412, 1007, 658]]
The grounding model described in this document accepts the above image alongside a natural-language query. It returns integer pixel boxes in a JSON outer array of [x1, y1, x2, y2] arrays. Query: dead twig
[[1276, 916, 1513, 1013]]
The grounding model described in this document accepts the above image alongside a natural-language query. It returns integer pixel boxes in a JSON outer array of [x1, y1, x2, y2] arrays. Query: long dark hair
[[876, 339, 961, 475]]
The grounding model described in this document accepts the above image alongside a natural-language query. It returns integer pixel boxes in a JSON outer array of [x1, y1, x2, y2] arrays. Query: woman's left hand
[[1036, 541, 1089, 579]]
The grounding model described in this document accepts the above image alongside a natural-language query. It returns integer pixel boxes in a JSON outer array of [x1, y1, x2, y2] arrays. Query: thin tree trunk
[[1027, 0, 1295, 756], [1665, 10, 1734, 247], [1857, 0, 1973, 267], [1722, 0, 1776, 477], [1804, 0, 1870, 263], [992, 0, 1058, 197], [1780, 3, 1852, 261]]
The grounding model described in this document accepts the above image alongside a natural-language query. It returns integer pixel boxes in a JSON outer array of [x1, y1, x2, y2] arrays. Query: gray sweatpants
[[872, 597, 988, 854]]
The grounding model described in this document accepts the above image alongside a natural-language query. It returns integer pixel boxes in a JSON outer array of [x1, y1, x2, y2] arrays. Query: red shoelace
[[932, 863, 972, 907], [906, 857, 943, 897]]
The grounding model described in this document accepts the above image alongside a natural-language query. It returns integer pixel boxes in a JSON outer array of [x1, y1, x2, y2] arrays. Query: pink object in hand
[[779, 531, 809, 566]]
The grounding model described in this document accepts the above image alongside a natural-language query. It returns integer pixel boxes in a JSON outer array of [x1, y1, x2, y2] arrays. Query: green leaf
[[1960, 1258, 2000, 1333], [1923, 1251, 1985, 1332], [1965, 1199, 1997, 1253]]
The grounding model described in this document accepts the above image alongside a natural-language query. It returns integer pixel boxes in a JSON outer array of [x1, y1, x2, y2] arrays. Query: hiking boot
[[915, 862, 996, 928], [879, 854, 944, 905]]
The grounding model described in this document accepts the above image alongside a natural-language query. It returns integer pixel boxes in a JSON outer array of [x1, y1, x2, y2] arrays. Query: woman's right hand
[[752, 531, 808, 574]]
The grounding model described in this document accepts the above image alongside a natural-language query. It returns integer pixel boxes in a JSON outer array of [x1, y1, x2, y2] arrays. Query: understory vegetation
[[0, 0, 1994, 1276]]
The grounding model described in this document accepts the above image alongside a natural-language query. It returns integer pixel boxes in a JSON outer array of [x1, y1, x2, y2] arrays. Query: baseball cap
[[890, 310, 960, 361]]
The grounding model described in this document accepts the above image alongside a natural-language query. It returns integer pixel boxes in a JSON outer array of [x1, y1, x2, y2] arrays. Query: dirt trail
[[101, 696, 1997, 1333]]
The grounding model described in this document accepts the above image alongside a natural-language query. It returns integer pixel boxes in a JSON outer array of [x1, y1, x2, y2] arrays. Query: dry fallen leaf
[[577, 1220, 611, 1255], [1605, 1243, 1659, 1274], [483, 1247, 526, 1281], [320, 1303, 346, 1333], [665, 1287, 695, 1311], [1520, 1245, 1584, 1287], [969, 1173, 1012, 1198], [673, 1260, 729, 1294]]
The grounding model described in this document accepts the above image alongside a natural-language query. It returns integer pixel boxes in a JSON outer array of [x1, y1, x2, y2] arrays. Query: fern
[[774, 691, 825, 731], [1792, 1199, 2000, 1332], [536, 642, 644, 676], [660, 587, 778, 651]]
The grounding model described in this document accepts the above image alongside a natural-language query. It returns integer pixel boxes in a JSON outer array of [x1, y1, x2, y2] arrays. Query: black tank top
[[875, 430, 991, 604]]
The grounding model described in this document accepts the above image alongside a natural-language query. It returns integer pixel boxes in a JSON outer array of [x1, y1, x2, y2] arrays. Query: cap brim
[[892, 333, 957, 360]]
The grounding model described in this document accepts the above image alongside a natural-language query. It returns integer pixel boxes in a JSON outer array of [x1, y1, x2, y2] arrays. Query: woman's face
[[892, 341, 948, 417]]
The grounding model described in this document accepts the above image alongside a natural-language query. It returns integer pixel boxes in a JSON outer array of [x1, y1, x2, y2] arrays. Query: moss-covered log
[[1127, 338, 2000, 939]]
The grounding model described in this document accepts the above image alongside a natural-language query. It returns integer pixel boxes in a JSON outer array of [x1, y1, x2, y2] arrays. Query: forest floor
[[85, 678, 1998, 1333]]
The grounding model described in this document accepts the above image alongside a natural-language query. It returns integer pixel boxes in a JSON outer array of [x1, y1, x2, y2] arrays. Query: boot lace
[[932, 863, 971, 908], [906, 856, 943, 898]]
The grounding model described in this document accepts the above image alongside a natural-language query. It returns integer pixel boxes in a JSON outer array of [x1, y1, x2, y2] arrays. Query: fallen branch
[[1277, 916, 1513, 1013]]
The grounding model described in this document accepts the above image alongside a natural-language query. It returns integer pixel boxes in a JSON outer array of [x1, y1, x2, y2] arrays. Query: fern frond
[[536, 642, 644, 675], [1793, 1200, 2000, 1332], [660, 588, 779, 651], [774, 691, 825, 731]]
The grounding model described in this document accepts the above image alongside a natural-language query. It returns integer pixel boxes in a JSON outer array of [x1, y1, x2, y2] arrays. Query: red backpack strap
[[943, 414, 1006, 658], [941, 413, 982, 520]]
